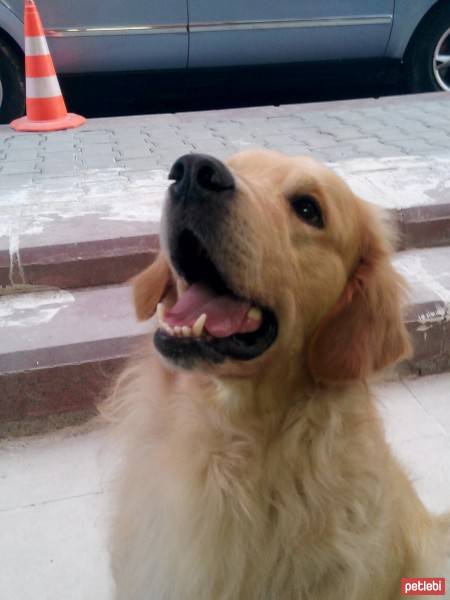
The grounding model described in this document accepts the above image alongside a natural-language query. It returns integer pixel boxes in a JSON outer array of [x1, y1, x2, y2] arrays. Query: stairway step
[[394, 246, 450, 376], [0, 224, 160, 291], [0, 284, 149, 428], [334, 155, 450, 251], [0, 168, 165, 290], [1, 245, 449, 429], [1, 157, 449, 290]]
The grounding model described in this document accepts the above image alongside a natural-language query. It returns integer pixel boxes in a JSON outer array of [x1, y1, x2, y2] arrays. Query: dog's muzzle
[[166, 153, 236, 271], [154, 154, 277, 367]]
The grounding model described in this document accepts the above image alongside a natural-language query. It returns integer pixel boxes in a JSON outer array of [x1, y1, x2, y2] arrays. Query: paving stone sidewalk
[[1, 92, 450, 263]]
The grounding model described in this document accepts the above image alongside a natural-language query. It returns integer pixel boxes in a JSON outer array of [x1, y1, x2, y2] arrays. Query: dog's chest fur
[[112, 382, 402, 600]]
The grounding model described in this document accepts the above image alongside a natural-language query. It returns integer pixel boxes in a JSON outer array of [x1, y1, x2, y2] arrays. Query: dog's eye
[[291, 195, 324, 229]]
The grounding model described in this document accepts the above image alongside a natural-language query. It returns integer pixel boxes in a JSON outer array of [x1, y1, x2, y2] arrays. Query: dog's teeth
[[248, 307, 262, 321], [174, 326, 182, 336], [156, 303, 165, 323], [182, 326, 191, 337], [162, 322, 174, 336], [192, 313, 207, 337]]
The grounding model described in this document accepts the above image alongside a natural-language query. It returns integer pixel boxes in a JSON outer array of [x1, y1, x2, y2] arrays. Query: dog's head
[[134, 149, 411, 384]]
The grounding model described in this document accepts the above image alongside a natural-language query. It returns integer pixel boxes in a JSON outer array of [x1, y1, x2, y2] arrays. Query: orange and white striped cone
[[11, 0, 85, 132]]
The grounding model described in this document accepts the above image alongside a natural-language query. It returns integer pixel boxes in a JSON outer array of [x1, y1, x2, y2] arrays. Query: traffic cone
[[11, 0, 85, 132]]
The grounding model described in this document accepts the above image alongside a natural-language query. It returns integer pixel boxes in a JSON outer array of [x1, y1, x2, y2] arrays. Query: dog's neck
[[204, 358, 316, 428]]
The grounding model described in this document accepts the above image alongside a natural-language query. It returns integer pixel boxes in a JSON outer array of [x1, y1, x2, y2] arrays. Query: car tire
[[405, 3, 450, 93], [0, 38, 25, 124]]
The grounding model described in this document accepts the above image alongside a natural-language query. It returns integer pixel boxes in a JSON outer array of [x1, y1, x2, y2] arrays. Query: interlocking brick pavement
[[0, 92, 448, 183]]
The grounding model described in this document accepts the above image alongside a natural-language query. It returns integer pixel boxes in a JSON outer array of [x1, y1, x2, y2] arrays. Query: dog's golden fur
[[103, 150, 450, 599]]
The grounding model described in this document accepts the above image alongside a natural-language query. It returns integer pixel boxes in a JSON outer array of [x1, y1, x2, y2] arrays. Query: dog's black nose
[[168, 154, 235, 200]]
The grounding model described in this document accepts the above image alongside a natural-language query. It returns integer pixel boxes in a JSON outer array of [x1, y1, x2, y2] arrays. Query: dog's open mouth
[[154, 229, 278, 364]]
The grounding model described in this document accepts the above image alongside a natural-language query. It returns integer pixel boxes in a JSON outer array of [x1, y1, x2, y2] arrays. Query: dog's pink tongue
[[165, 283, 259, 337]]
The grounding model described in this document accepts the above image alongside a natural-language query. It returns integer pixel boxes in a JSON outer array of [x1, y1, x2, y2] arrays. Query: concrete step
[[1, 245, 449, 432], [394, 246, 450, 376], [0, 284, 149, 433], [1, 157, 449, 290], [0, 167, 165, 290]]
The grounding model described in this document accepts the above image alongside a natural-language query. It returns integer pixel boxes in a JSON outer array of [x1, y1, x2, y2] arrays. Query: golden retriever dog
[[103, 150, 449, 599]]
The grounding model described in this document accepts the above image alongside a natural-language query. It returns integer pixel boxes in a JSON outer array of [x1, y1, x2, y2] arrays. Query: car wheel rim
[[433, 26, 450, 91]]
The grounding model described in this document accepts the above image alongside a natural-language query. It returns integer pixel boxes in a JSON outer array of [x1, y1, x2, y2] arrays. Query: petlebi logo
[[401, 578, 446, 596]]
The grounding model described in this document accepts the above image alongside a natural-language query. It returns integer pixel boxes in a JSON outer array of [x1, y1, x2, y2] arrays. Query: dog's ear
[[133, 253, 173, 321], [308, 221, 412, 384]]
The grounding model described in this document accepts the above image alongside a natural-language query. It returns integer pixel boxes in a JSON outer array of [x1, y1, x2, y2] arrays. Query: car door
[[7, 0, 188, 73], [187, 0, 394, 68]]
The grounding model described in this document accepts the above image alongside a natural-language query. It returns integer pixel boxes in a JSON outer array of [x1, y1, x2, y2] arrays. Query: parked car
[[0, 0, 449, 123]]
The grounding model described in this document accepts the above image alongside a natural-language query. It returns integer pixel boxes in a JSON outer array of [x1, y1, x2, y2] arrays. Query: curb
[[2, 203, 449, 290], [1, 234, 159, 289]]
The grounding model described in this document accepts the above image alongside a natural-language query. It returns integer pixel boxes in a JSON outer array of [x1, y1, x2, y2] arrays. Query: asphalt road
[[59, 60, 407, 119]]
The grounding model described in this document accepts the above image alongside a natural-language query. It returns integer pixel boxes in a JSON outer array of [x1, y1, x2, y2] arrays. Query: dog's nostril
[[168, 160, 185, 183], [197, 164, 219, 191], [196, 162, 234, 192]]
